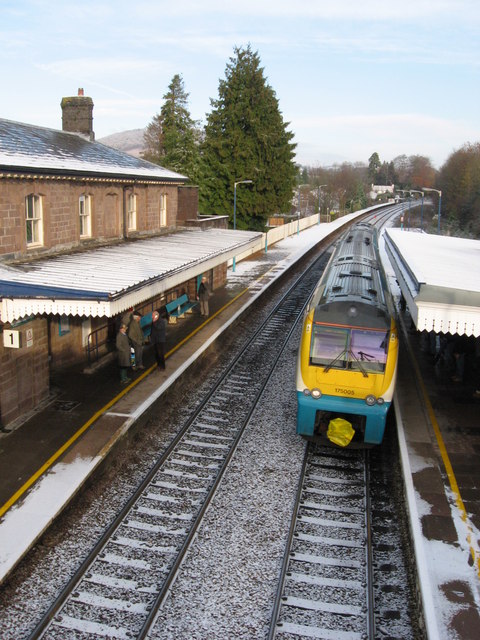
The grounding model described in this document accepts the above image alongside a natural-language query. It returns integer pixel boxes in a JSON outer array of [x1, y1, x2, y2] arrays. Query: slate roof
[[0, 118, 187, 182]]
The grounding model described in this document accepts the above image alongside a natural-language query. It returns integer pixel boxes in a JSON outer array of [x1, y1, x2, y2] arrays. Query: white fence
[[232, 213, 321, 265], [230, 203, 393, 267]]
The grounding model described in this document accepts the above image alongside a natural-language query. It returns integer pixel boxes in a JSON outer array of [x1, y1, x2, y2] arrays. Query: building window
[[59, 315, 70, 336], [79, 195, 92, 237], [25, 194, 43, 246], [127, 193, 137, 231], [160, 194, 167, 227]]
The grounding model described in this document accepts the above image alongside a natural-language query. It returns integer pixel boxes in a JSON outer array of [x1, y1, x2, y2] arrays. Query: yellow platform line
[[0, 285, 251, 519], [404, 325, 480, 578]]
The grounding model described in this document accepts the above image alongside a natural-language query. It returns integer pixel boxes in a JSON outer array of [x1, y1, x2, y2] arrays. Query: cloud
[[126, 0, 480, 23], [294, 113, 473, 137], [293, 113, 476, 167], [37, 57, 171, 77]]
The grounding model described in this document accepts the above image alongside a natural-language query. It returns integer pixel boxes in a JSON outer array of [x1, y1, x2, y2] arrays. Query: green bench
[[139, 312, 153, 338], [165, 294, 198, 324]]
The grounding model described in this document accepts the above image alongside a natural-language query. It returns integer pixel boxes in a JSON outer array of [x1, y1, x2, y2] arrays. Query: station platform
[[394, 313, 480, 639], [0, 215, 479, 639]]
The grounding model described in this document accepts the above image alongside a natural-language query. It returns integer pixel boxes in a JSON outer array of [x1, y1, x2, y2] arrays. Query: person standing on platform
[[150, 309, 167, 370], [128, 311, 145, 370], [197, 276, 211, 317], [116, 323, 131, 384], [121, 307, 133, 328]]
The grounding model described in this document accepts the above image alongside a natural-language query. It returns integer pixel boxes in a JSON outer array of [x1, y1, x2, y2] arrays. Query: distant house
[[0, 90, 260, 428], [369, 184, 395, 200]]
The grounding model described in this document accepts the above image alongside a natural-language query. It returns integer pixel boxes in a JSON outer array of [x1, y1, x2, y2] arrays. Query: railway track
[[269, 444, 375, 639], [268, 423, 420, 640]]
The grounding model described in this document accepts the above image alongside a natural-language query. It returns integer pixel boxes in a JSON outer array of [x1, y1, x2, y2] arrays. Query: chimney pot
[[78, 88, 84, 96]]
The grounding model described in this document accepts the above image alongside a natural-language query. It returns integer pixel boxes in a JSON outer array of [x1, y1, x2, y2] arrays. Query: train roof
[[314, 223, 390, 318]]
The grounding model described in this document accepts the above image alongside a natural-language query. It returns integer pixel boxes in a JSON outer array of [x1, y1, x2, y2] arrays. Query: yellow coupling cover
[[327, 417, 355, 447]]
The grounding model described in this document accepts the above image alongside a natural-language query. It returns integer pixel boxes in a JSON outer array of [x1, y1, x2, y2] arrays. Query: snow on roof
[[0, 118, 187, 182], [386, 228, 480, 293], [0, 228, 262, 322], [385, 229, 480, 336]]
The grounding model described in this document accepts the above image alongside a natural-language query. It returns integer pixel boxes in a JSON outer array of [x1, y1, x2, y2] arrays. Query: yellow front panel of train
[[298, 311, 397, 400]]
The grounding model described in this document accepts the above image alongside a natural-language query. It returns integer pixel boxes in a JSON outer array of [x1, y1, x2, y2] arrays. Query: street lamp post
[[395, 190, 408, 229], [297, 184, 310, 234], [317, 185, 327, 224], [409, 190, 424, 230], [233, 179, 253, 272], [423, 187, 442, 233]]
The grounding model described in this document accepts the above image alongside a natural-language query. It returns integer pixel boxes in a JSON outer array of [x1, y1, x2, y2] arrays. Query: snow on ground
[[0, 457, 101, 581]]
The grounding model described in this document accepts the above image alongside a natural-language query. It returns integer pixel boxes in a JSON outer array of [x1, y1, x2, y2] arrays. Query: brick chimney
[[61, 88, 95, 141]]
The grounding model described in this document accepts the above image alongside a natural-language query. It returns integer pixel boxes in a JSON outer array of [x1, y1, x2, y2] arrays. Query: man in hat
[[197, 276, 211, 317], [150, 309, 167, 370], [128, 311, 145, 370], [116, 322, 131, 383]]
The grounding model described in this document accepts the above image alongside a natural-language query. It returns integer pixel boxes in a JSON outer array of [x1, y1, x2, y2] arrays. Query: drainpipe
[[122, 186, 128, 239]]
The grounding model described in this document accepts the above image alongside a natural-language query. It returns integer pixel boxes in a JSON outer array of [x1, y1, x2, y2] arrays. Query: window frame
[[25, 194, 43, 247], [79, 194, 92, 238], [160, 193, 167, 227], [59, 315, 70, 336], [127, 193, 137, 231], [310, 324, 389, 373]]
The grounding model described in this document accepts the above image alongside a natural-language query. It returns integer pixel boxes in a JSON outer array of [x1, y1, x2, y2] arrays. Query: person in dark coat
[[128, 311, 145, 369], [197, 276, 211, 317], [116, 323, 131, 383], [150, 309, 167, 370]]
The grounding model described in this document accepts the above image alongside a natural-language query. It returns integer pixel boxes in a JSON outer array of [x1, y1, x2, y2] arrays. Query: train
[[296, 222, 398, 446]]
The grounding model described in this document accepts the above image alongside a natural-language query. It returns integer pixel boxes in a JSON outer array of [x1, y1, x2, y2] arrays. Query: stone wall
[[0, 178, 183, 261], [0, 317, 49, 427], [177, 186, 199, 224]]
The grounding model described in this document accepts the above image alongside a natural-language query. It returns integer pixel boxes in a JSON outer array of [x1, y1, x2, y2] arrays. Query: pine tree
[[200, 45, 297, 230], [367, 152, 381, 184], [142, 74, 201, 182]]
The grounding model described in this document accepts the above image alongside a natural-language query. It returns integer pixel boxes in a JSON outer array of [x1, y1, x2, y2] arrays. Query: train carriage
[[296, 222, 398, 446]]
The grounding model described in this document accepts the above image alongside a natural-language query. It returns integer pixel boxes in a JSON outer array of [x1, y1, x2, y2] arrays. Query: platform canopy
[[0, 227, 262, 324], [384, 229, 480, 337]]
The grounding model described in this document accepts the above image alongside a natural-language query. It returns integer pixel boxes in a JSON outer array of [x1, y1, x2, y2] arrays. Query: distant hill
[[99, 128, 346, 168], [98, 128, 146, 158]]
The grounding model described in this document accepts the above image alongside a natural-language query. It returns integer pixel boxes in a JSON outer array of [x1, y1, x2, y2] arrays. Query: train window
[[350, 329, 388, 373], [310, 325, 388, 373], [310, 326, 348, 368]]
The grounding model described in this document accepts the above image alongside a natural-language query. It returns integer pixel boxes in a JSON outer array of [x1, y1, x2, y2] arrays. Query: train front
[[296, 300, 398, 445]]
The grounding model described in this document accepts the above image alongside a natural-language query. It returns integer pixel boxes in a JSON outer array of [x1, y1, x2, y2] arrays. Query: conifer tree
[[200, 45, 297, 230], [143, 74, 200, 182]]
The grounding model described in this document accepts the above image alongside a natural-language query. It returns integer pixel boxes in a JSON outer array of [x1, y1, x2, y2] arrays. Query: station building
[[0, 90, 261, 428]]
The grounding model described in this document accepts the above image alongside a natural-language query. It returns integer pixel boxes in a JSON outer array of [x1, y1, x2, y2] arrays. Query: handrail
[[86, 323, 111, 364]]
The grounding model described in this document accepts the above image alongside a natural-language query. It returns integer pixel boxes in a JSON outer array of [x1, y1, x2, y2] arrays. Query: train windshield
[[310, 325, 389, 373]]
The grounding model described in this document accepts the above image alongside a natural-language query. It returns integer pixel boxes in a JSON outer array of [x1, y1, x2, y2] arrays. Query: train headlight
[[377, 397, 385, 405], [365, 394, 376, 406], [303, 389, 311, 396], [311, 388, 322, 399]]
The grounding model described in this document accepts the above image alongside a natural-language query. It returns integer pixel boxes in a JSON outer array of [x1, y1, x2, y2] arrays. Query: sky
[[1, 0, 479, 169]]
